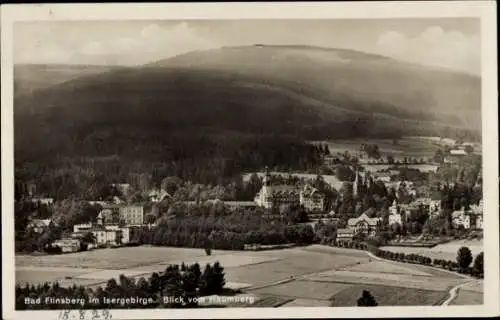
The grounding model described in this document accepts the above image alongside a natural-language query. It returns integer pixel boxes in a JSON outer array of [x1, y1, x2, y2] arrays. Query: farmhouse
[[300, 184, 325, 212], [347, 209, 382, 236]]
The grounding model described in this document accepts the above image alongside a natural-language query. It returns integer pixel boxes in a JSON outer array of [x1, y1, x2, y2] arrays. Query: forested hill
[[13, 45, 481, 190]]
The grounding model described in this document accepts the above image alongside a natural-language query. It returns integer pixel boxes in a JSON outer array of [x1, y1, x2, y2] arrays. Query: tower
[[260, 166, 272, 208], [353, 167, 359, 198]]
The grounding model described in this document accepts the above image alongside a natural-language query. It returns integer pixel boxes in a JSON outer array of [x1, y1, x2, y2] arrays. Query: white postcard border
[[2, 2, 498, 319]]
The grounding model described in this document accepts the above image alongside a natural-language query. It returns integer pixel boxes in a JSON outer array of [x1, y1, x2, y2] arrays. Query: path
[[441, 280, 480, 306]]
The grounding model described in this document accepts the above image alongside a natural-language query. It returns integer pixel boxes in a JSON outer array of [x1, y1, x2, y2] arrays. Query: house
[[347, 210, 382, 236], [452, 208, 471, 229], [388, 201, 403, 226], [254, 169, 300, 209], [27, 219, 53, 234], [51, 238, 81, 253], [450, 149, 468, 156], [445, 149, 468, 164], [97, 209, 119, 225], [30, 197, 54, 206], [73, 222, 130, 245], [91, 225, 123, 246], [300, 184, 325, 212], [410, 197, 441, 217], [73, 223, 93, 233], [119, 204, 144, 225], [336, 228, 355, 245]]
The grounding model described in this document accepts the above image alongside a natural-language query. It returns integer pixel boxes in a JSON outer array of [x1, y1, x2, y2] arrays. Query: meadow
[[310, 137, 439, 158], [380, 239, 484, 262], [15, 244, 477, 307]]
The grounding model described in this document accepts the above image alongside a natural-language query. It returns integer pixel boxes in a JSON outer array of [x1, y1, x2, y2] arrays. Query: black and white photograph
[[2, 2, 498, 319]]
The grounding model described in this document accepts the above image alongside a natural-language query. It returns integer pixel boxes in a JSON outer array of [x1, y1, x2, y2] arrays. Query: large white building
[[119, 205, 144, 225], [73, 222, 130, 246], [254, 169, 300, 209]]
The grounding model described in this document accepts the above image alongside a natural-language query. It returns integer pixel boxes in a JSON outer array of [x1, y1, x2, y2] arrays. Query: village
[[22, 137, 483, 254]]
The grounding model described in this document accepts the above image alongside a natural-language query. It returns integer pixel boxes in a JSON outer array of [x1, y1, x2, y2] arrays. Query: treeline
[[15, 134, 324, 200], [16, 262, 227, 310], [135, 206, 317, 250]]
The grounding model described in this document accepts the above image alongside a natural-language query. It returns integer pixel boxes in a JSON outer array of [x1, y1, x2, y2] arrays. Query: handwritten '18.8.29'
[[58, 310, 112, 320]]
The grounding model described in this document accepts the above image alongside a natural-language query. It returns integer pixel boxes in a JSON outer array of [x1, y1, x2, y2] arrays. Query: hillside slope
[[14, 45, 481, 164], [151, 45, 481, 130], [14, 64, 126, 97]]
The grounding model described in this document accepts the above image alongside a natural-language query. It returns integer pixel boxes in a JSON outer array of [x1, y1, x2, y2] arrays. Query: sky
[[14, 18, 481, 75]]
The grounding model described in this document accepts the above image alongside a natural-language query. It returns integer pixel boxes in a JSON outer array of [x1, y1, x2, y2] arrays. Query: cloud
[[78, 22, 219, 64], [375, 26, 480, 75], [15, 22, 219, 65]]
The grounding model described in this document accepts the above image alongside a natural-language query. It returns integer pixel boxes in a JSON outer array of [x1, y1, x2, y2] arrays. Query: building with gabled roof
[[254, 167, 300, 209], [300, 184, 325, 212], [347, 209, 382, 236]]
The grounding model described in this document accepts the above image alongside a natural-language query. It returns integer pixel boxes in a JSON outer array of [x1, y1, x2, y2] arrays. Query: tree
[[387, 155, 395, 164], [456, 246, 473, 271], [211, 261, 226, 294], [473, 252, 484, 278], [357, 290, 378, 306], [81, 232, 96, 250]]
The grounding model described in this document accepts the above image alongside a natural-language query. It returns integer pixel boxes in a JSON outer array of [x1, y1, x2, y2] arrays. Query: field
[[15, 244, 478, 307], [449, 280, 484, 306], [380, 239, 484, 262], [329, 284, 449, 306], [310, 137, 439, 159]]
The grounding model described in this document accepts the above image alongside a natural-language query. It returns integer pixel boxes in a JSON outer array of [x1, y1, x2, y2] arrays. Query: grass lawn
[[380, 239, 483, 263], [16, 269, 91, 286], [345, 260, 432, 276], [282, 298, 333, 307], [330, 284, 449, 306], [16, 246, 212, 269], [250, 280, 352, 300], [306, 270, 463, 292], [250, 296, 294, 307], [225, 249, 369, 286]]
